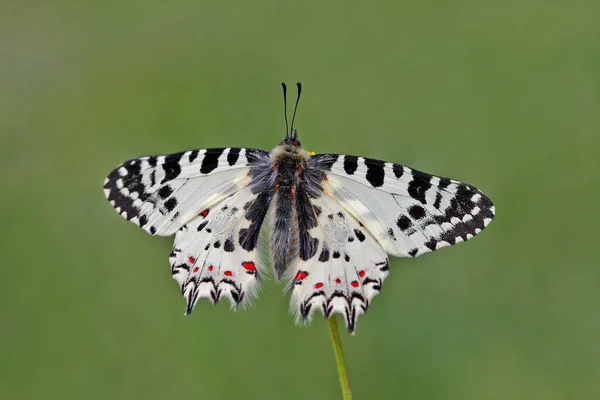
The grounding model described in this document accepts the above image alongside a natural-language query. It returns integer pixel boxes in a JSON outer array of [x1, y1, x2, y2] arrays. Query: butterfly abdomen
[[271, 156, 300, 279]]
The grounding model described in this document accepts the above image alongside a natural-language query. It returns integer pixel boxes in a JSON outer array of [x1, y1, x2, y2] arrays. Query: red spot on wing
[[208, 265, 214, 272], [224, 271, 233, 277], [242, 262, 256, 271], [335, 278, 341, 284], [188, 256, 196, 264], [359, 270, 366, 278], [193, 267, 199, 273], [351, 281, 359, 288], [295, 271, 308, 281], [315, 282, 324, 289], [200, 209, 209, 218]]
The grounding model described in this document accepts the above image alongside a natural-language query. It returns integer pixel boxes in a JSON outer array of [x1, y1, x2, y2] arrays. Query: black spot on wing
[[425, 239, 437, 251], [227, 148, 241, 166], [343, 155, 358, 175], [364, 158, 385, 187], [438, 177, 451, 190], [408, 204, 426, 220], [239, 191, 270, 251], [138, 214, 148, 227], [164, 197, 178, 212], [397, 215, 412, 231], [158, 185, 172, 199], [161, 153, 183, 183], [433, 192, 443, 209], [224, 237, 235, 252], [354, 229, 366, 242], [319, 245, 330, 262], [200, 148, 224, 174], [188, 150, 199, 163], [392, 164, 404, 178], [408, 172, 432, 204]]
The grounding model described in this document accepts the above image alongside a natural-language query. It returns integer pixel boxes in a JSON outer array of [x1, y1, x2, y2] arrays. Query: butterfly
[[103, 82, 495, 333]]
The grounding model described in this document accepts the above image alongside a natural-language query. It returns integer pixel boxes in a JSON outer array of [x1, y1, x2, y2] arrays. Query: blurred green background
[[1, 1, 599, 399]]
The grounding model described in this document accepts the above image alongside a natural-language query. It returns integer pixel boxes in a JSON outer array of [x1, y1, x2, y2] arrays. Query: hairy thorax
[[270, 143, 311, 166]]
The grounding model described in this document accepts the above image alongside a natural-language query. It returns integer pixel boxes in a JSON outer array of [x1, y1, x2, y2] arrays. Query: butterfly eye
[[280, 139, 286, 145], [293, 139, 301, 147]]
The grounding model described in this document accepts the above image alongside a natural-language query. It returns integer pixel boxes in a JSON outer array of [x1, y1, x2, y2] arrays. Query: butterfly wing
[[103, 148, 268, 236], [288, 153, 495, 333], [104, 147, 271, 309], [288, 194, 389, 333], [308, 154, 495, 258], [170, 182, 269, 311]]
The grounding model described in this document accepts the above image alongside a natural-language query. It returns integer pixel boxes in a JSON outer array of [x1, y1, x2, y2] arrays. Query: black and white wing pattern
[[104, 147, 270, 309], [103, 140, 495, 331], [103, 148, 267, 236], [287, 153, 495, 333], [309, 154, 496, 258], [289, 194, 389, 333], [170, 183, 268, 311]]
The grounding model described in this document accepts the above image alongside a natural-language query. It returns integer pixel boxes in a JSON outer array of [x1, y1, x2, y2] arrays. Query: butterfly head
[[280, 128, 301, 147]]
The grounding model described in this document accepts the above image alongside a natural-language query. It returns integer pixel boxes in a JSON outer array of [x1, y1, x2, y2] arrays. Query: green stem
[[328, 316, 353, 400]]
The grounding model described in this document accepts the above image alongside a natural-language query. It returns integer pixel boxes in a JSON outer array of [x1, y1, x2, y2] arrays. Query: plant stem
[[328, 316, 352, 400]]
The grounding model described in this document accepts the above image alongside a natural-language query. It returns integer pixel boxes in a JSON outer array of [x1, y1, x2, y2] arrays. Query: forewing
[[103, 148, 268, 236], [288, 194, 389, 334], [170, 183, 269, 311], [309, 154, 495, 258]]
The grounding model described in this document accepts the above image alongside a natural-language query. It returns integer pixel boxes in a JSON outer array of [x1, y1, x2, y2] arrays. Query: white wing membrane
[[170, 185, 265, 311], [289, 194, 389, 333], [311, 154, 495, 258], [103, 148, 267, 236]]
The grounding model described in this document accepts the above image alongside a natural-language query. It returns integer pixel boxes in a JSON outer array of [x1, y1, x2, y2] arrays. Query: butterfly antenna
[[290, 82, 302, 135], [282, 82, 289, 137]]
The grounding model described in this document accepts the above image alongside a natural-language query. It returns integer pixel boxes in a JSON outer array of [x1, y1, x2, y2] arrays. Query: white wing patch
[[170, 185, 265, 311], [311, 154, 495, 258], [289, 194, 389, 334], [103, 148, 267, 236]]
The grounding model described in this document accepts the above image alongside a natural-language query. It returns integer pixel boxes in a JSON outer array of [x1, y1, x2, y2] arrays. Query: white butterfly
[[103, 83, 495, 333]]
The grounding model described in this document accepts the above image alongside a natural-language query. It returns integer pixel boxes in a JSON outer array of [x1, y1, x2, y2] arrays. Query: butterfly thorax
[[270, 142, 311, 165]]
